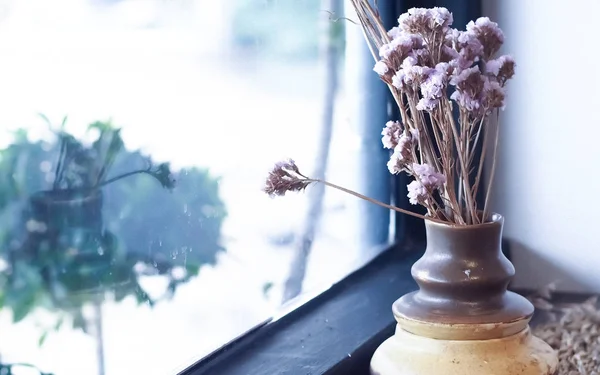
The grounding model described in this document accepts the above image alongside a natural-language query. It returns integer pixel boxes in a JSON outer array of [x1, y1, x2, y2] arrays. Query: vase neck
[[415, 216, 513, 303], [425, 217, 504, 259], [392, 214, 534, 338]]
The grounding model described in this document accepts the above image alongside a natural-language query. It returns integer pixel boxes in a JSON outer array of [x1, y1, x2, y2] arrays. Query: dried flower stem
[[361, 0, 389, 44], [450, 108, 476, 223], [309, 179, 447, 224], [482, 113, 501, 221], [468, 117, 485, 165], [471, 118, 490, 201]]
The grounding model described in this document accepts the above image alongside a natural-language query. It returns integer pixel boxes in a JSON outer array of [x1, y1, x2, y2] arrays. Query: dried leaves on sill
[[530, 284, 600, 375]]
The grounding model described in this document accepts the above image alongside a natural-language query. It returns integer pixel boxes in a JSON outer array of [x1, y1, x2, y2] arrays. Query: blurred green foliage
[[0, 119, 225, 335]]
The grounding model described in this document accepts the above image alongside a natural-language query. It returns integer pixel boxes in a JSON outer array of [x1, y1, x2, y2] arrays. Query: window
[[0, 1, 391, 374]]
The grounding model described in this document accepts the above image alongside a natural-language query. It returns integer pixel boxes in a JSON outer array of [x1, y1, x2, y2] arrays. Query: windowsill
[[177, 241, 424, 375], [178, 240, 597, 375]]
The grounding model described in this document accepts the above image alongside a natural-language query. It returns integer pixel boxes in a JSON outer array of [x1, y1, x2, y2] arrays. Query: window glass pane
[[0, 1, 388, 374]]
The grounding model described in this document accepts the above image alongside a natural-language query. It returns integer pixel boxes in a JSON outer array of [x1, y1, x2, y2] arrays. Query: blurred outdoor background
[[0, 0, 374, 374]]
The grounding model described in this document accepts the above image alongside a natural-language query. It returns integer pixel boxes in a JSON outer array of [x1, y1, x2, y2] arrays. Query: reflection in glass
[[0, 363, 53, 375], [0, 1, 379, 374], [0, 121, 225, 373]]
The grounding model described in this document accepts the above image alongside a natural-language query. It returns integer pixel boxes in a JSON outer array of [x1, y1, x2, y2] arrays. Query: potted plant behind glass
[[13, 120, 176, 309], [263, 4, 558, 375], [0, 119, 226, 374]]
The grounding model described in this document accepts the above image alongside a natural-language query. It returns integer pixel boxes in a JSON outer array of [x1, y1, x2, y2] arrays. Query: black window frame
[[178, 1, 482, 374]]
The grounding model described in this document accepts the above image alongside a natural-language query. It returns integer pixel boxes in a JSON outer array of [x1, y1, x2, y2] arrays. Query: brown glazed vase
[[370, 213, 558, 375]]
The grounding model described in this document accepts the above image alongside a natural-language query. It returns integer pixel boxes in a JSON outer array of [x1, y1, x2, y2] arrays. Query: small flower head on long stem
[[263, 159, 438, 223], [263, 159, 312, 197]]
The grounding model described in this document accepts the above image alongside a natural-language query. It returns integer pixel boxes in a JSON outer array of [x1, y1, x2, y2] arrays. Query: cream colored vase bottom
[[370, 326, 558, 375]]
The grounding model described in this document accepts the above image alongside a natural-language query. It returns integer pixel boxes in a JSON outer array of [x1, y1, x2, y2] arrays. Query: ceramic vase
[[370, 213, 558, 375]]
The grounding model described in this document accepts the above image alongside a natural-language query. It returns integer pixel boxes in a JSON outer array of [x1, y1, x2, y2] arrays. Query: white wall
[[484, 0, 600, 292]]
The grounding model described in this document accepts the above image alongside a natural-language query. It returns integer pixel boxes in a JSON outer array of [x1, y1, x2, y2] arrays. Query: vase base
[[370, 326, 557, 375]]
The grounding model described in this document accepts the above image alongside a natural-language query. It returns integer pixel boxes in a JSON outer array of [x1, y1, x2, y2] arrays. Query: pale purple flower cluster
[[383, 120, 419, 174], [387, 132, 416, 174], [485, 55, 507, 76], [372, 8, 515, 210], [451, 29, 484, 69], [390, 55, 437, 93], [407, 163, 446, 205], [417, 63, 449, 111], [485, 55, 515, 84], [391, 70, 407, 90], [373, 7, 514, 118], [263, 159, 311, 197], [407, 180, 428, 205], [374, 34, 424, 77], [387, 26, 401, 39], [466, 17, 504, 59], [381, 120, 402, 149], [449, 63, 511, 115], [398, 7, 453, 34], [402, 63, 432, 87], [482, 79, 505, 110], [413, 163, 446, 187], [373, 60, 389, 76], [449, 66, 484, 112]]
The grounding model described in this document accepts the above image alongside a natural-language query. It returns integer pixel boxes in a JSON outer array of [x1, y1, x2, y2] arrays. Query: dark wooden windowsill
[[178, 242, 423, 375]]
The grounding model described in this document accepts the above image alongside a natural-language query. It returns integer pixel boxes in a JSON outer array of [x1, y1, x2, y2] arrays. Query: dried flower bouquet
[[264, 4, 515, 226]]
